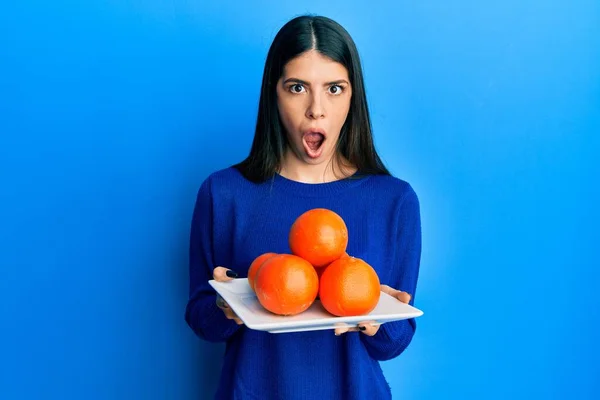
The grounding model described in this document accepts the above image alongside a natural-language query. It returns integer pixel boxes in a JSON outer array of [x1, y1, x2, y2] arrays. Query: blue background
[[1, 1, 598, 399]]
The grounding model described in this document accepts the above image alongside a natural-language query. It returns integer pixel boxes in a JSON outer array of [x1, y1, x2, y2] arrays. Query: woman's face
[[276, 50, 352, 165]]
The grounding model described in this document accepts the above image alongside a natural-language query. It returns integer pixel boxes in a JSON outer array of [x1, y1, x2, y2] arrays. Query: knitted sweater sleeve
[[361, 185, 422, 361], [184, 178, 242, 342]]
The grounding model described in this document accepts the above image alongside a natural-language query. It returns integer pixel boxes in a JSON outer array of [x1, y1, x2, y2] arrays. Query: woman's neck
[[278, 150, 357, 184]]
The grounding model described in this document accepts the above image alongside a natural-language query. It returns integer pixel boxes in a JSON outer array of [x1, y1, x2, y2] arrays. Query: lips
[[302, 129, 326, 159], [305, 132, 324, 150]]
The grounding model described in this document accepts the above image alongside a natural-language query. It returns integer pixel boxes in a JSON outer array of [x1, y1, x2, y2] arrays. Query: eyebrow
[[283, 78, 350, 86]]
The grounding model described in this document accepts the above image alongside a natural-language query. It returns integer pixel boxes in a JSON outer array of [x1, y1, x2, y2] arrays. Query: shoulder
[[367, 174, 422, 234], [195, 165, 256, 200], [367, 173, 419, 205], [203, 165, 246, 185]]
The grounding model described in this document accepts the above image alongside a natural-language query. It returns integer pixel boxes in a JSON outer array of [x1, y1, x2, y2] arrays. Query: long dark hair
[[234, 15, 390, 182]]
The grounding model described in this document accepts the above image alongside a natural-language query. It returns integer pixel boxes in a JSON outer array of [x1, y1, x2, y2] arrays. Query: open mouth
[[302, 131, 325, 159]]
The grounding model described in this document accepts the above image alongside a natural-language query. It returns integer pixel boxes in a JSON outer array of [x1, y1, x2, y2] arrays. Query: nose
[[306, 92, 325, 119]]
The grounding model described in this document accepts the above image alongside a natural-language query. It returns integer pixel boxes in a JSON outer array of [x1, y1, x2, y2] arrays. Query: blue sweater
[[185, 166, 422, 400]]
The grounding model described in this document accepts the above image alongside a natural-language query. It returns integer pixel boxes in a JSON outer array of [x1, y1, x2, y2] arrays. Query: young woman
[[185, 15, 422, 400]]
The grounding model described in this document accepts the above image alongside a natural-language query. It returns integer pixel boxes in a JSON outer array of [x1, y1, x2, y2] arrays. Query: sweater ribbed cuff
[[360, 318, 415, 361], [187, 293, 243, 342]]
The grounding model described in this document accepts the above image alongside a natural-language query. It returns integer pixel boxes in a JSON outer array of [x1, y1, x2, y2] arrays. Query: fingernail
[[359, 326, 366, 331], [226, 270, 238, 278]]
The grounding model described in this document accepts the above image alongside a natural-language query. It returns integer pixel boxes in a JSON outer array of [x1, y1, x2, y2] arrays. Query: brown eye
[[290, 84, 305, 93], [329, 85, 343, 95]]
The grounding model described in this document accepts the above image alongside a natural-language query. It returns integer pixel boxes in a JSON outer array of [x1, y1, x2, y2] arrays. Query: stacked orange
[[249, 208, 381, 317]]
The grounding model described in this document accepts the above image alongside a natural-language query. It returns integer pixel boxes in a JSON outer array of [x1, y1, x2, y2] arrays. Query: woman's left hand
[[334, 284, 412, 336]]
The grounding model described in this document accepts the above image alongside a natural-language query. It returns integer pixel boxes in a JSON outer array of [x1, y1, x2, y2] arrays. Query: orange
[[289, 208, 348, 268], [254, 254, 319, 316], [315, 253, 348, 280], [247, 252, 277, 291], [319, 256, 381, 317]]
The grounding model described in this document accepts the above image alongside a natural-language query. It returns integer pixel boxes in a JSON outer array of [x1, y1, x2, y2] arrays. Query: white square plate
[[209, 278, 424, 334]]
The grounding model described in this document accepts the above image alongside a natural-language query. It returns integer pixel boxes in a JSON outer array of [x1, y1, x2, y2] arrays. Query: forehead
[[281, 50, 349, 81]]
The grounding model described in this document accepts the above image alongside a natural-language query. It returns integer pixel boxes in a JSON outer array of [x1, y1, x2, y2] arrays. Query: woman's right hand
[[213, 266, 244, 325]]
